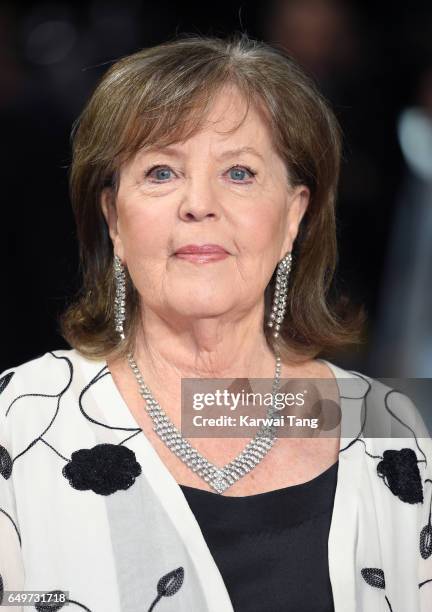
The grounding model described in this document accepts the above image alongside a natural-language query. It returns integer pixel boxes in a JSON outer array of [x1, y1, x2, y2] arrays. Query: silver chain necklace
[[126, 349, 283, 494]]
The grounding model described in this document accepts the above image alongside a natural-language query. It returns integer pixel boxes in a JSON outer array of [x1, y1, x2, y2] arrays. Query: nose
[[178, 175, 221, 222]]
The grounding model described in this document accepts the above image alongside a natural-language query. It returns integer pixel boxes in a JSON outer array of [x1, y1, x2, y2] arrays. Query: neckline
[[179, 461, 339, 532], [179, 458, 339, 500]]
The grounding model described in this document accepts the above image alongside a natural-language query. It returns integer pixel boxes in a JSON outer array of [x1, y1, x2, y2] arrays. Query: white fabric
[[0, 348, 431, 611]]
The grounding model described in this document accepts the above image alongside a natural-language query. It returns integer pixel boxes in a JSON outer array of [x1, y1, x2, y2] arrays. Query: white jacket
[[0, 348, 431, 611]]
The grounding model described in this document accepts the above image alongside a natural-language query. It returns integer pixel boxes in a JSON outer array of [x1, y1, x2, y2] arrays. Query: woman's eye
[[145, 165, 175, 182], [228, 166, 256, 182]]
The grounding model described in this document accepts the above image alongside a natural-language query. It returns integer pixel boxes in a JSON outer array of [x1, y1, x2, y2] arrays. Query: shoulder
[[0, 349, 87, 404], [0, 348, 105, 391], [1, 349, 68, 388], [0, 349, 97, 446], [325, 359, 432, 454]]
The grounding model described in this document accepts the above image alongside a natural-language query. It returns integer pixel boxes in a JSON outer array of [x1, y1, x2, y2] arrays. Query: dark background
[[2, 0, 432, 378]]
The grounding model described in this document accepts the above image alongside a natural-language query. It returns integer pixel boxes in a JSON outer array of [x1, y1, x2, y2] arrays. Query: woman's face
[[101, 86, 309, 324]]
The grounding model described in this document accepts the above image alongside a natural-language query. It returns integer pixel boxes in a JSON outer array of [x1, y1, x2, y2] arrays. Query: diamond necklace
[[126, 348, 282, 495]]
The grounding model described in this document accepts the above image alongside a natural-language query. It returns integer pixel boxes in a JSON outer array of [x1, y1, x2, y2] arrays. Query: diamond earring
[[113, 254, 126, 341], [267, 252, 292, 338]]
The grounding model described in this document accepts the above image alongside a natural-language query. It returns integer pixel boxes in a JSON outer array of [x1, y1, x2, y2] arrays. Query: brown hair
[[59, 32, 367, 364]]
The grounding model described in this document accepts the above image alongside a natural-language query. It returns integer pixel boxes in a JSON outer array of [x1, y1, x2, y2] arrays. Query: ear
[[100, 188, 125, 261], [280, 185, 310, 259]]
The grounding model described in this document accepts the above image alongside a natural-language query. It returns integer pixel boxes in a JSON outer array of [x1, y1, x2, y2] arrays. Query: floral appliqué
[[62, 443, 142, 496], [376, 448, 423, 504]]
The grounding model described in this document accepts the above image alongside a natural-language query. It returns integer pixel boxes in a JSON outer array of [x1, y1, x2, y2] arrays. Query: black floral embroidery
[[148, 567, 184, 611], [420, 524, 432, 559], [0, 445, 12, 480], [376, 448, 423, 504], [34, 589, 91, 611], [420, 479, 432, 559], [2, 353, 143, 482], [0, 572, 3, 606], [361, 567, 385, 589], [62, 443, 142, 496], [4, 354, 73, 466], [361, 568, 395, 610], [0, 371, 14, 394]]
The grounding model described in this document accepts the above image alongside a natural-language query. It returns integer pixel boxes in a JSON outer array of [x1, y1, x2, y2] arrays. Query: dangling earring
[[267, 252, 292, 338], [113, 254, 126, 341]]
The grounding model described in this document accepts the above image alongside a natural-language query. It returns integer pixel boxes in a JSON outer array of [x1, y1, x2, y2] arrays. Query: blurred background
[[1, 0, 432, 380]]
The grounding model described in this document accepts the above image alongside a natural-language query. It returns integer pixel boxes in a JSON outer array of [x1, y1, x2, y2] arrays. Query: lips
[[174, 244, 229, 255]]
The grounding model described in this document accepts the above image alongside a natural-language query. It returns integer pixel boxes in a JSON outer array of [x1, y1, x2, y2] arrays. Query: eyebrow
[[141, 144, 264, 161]]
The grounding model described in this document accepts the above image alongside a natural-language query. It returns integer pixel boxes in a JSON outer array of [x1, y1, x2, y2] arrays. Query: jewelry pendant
[[127, 352, 281, 495], [211, 469, 228, 494]]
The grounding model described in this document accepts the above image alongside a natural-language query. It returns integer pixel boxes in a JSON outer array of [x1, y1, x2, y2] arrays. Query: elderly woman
[[1, 34, 431, 612]]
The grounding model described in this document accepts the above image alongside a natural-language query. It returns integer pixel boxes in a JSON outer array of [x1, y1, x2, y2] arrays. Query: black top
[[179, 460, 339, 612]]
